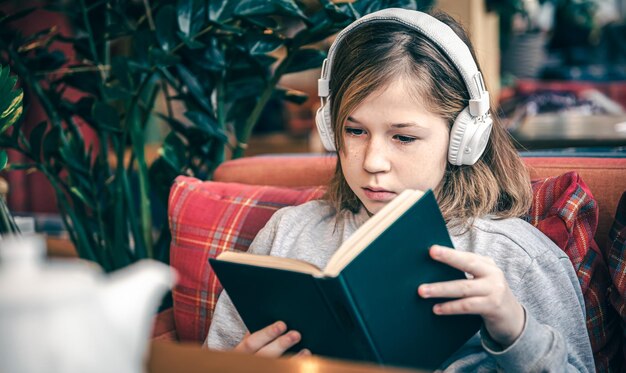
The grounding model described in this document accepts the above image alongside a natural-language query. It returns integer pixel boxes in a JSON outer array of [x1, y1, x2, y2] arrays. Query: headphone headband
[[318, 8, 490, 117]]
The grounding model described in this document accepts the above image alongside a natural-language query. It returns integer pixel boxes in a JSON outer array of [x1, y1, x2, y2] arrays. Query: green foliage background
[[0, 0, 432, 271]]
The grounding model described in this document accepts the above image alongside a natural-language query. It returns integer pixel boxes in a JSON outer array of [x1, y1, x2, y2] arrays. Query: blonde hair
[[324, 12, 532, 227]]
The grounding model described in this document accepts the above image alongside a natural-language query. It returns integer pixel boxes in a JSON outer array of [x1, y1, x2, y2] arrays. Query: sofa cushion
[[168, 176, 325, 342], [525, 171, 619, 372], [607, 191, 626, 367]]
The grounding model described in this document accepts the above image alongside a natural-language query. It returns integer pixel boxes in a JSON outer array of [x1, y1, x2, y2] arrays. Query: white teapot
[[0, 234, 177, 373]]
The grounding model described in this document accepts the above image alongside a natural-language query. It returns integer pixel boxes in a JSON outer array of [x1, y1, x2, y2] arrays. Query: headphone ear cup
[[315, 101, 336, 152], [448, 108, 470, 166], [448, 107, 492, 166]]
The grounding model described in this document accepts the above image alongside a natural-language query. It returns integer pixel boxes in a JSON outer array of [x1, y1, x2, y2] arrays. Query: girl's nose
[[362, 138, 391, 174]]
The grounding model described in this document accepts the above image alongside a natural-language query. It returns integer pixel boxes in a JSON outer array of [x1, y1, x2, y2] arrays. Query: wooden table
[[147, 341, 430, 373], [510, 113, 626, 150]]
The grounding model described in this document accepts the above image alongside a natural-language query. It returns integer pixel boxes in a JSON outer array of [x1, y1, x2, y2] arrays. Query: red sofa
[[153, 154, 626, 371]]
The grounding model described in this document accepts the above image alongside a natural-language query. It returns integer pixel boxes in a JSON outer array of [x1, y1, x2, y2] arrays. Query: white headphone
[[315, 8, 493, 166]]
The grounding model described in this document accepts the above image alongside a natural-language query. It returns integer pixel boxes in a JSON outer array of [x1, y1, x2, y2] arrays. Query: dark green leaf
[[209, 0, 238, 22], [160, 132, 187, 171], [70, 186, 96, 210], [175, 64, 213, 113], [184, 111, 227, 142], [246, 32, 284, 56], [103, 84, 132, 100], [92, 102, 120, 131], [176, 32, 206, 49], [42, 126, 61, 160], [28, 121, 48, 160], [194, 37, 226, 72], [225, 76, 265, 101], [111, 56, 134, 90], [0, 150, 7, 171], [235, 0, 308, 21], [177, 0, 206, 37], [243, 15, 278, 29], [155, 5, 179, 52], [150, 47, 182, 67], [284, 48, 326, 74], [58, 70, 100, 96]]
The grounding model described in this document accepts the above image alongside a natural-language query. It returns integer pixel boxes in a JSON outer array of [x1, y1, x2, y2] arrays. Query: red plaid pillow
[[168, 176, 325, 342], [526, 171, 620, 372], [607, 191, 626, 368]]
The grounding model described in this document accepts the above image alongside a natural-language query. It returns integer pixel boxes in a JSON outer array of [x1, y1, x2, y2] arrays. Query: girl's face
[[339, 79, 449, 215]]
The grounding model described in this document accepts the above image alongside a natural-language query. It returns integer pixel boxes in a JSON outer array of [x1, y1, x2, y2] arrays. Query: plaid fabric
[[608, 192, 626, 369], [526, 171, 621, 372], [168, 176, 325, 342]]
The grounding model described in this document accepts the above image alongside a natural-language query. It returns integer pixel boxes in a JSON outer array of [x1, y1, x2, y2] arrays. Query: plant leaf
[[235, 0, 307, 21], [28, 121, 48, 160], [209, 0, 238, 22], [284, 48, 326, 74], [92, 102, 121, 131], [0, 150, 7, 171], [159, 132, 187, 171], [155, 5, 179, 52], [246, 31, 284, 56], [177, 0, 206, 37]]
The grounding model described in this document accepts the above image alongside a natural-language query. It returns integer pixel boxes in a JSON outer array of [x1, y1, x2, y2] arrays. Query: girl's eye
[[345, 127, 366, 136], [394, 135, 417, 144]]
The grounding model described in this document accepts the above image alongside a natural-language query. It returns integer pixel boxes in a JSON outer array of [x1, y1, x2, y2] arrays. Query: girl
[[206, 8, 594, 372]]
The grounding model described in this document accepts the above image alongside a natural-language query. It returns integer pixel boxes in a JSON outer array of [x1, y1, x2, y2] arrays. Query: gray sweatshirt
[[206, 200, 595, 372]]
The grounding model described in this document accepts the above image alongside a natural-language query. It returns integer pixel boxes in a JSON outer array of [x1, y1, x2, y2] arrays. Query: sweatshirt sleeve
[[204, 208, 286, 350], [481, 253, 594, 372], [447, 218, 595, 372]]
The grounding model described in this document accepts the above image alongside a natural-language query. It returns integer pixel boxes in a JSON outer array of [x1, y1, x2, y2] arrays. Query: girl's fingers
[[431, 297, 488, 316], [418, 278, 489, 299], [234, 321, 288, 354], [256, 330, 302, 357], [428, 245, 495, 277]]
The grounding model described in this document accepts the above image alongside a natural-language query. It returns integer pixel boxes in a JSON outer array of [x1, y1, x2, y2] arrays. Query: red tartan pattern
[[526, 171, 621, 372], [607, 192, 626, 370], [168, 176, 325, 342]]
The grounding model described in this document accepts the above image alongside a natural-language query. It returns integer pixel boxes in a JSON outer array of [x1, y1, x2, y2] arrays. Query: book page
[[323, 189, 424, 277], [216, 251, 324, 276]]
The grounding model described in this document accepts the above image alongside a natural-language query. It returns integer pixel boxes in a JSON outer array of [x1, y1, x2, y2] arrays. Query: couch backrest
[[214, 155, 626, 251]]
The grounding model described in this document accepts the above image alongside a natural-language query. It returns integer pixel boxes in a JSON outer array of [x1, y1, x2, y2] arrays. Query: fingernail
[[433, 304, 442, 314], [289, 331, 301, 343], [430, 245, 440, 256], [419, 285, 430, 298], [274, 321, 287, 334], [300, 349, 311, 356]]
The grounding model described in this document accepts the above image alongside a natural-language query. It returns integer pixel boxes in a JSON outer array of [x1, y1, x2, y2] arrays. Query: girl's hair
[[324, 12, 532, 226]]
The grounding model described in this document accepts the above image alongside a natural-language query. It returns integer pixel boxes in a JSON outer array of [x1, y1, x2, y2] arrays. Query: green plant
[[0, 64, 23, 234], [0, 0, 426, 271]]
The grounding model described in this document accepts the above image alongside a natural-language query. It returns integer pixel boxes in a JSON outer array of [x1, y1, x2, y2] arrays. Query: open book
[[209, 189, 481, 370]]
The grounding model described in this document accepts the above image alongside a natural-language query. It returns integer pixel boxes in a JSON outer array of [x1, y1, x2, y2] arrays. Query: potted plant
[[0, 0, 428, 271]]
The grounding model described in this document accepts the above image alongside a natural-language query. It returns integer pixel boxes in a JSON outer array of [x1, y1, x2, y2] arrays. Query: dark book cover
[[209, 191, 481, 370]]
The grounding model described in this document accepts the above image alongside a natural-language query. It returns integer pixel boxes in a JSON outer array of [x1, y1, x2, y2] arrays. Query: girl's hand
[[233, 321, 311, 357], [417, 245, 525, 347]]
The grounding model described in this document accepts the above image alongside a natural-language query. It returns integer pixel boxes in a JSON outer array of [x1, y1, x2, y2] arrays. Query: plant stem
[[232, 48, 297, 158], [126, 72, 156, 258]]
